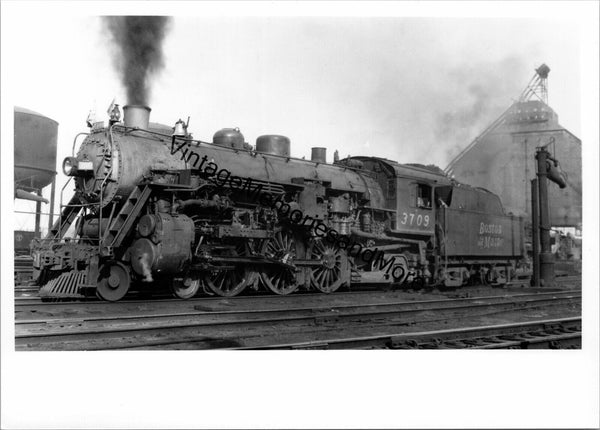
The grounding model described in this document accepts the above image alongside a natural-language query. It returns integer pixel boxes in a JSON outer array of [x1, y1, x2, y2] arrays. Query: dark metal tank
[[440, 186, 523, 258], [74, 127, 187, 207], [68, 119, 385, 211], [256, 135, 290, 157], [177, 140, 386, 209], [213, 128, 245, 149], [311, 147, 327, 163], [14, 107, 58, 189]]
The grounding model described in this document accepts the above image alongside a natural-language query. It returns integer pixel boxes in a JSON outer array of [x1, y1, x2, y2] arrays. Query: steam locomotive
[[32, 105, 524, 301]]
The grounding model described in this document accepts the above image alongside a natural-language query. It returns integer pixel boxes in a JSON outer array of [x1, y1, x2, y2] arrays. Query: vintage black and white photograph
[[1, 1, 598, 429]]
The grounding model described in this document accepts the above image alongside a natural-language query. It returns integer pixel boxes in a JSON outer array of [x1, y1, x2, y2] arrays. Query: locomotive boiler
[[32, 105, 524, 301]]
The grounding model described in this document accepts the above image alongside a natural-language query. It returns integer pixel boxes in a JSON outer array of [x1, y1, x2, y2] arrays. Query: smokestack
[[123, 105, 151, 129], [104, 16, 171, 106]]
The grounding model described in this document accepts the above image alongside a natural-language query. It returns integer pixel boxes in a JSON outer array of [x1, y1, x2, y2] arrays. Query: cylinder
[[137, 214, 157, 238], [361, 212, 372, 233], [123, 105, 151, 129], [213, 128, 245, 149], [311, 147, 327, 163], [338, 219, 350, 235], [256, 135, 290, 157], [80, 218, 110, 238]]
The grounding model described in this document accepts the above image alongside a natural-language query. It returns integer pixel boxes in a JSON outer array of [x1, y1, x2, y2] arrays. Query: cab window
[[387, 178, 396, 199], [416, 184, 432, 209]]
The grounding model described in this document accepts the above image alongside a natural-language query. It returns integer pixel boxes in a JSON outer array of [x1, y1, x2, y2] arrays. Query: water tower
[[14, 106, 58, 239]]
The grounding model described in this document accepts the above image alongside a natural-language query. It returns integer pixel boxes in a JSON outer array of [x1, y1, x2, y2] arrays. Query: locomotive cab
[[351, 158, 451, 239], [393, 179, 436, 237]]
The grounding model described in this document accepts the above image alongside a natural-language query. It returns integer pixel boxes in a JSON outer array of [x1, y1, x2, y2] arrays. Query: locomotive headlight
[[62, 157, 93, 176], [62, 157, 78, 176]]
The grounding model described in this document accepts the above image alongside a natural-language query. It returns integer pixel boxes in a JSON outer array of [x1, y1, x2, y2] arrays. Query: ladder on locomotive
[[48, 185, 151, 245], [47, 184, 151, 250], [100, 184, 152, 250], [49, 127, 152, 248], [95, 127, 152, 250]]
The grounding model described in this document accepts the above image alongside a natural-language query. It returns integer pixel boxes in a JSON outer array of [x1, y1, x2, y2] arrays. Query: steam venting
[[139, 253, 154, 283], [103, 16, 171, 105]]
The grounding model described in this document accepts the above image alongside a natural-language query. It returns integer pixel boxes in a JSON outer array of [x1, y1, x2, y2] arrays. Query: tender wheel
[[171, 275, 201, 299], [202, 265, 250, 297], [260, 231, 302, 295], [97, 262, 131, 302], [309, 239, 348, 293], [486, 265, 507, 287]]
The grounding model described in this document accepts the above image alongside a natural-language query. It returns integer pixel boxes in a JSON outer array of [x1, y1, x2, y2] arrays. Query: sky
[[1, 3, 599, 428], [3, 7, 584, 233], [8, 15, 582, 165], [4, 4, 589, 234]]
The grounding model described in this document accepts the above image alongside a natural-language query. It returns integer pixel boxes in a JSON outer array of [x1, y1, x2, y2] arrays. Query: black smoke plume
[[433, 56, 527, 163], [103, 16, 171, 105]]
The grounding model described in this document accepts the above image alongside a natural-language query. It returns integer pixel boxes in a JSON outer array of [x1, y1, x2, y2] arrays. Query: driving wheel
[[308, 239, 349, 293], [260, 231, 302, 295], [202, 265, 250, 297]]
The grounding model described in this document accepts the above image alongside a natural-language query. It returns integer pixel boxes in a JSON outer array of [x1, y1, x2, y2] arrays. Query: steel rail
[[15, 291, 581, 324], [235, 317, 582, 350], [16, 291, 582, 326], [13, 288, 580, 311], [13, 290, 376, 305], [73, 310, 583, 351], [15, 293, 581, 343], [471, 333, 581, 349]]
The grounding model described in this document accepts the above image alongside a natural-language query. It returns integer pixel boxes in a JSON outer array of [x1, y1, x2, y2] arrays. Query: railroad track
[[13, 279, 580, 305], [15, 291, 581, 350], [13, 287, 408, 305], [14, 273, 580, 301], [243, 317, 582, 350], [15, 289, 580, 319], [507, 275, 582, 288]]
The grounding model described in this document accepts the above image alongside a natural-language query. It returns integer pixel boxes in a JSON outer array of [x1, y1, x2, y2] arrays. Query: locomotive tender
[[32, 105, 524, 301]]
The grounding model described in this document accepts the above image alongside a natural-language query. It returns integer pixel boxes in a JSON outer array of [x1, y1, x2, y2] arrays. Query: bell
[[173, 119, 187, 137]]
